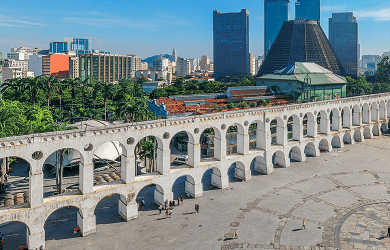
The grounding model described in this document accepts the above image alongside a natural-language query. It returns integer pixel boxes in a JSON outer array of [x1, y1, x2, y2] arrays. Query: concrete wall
[[0, 93, 390, 249]]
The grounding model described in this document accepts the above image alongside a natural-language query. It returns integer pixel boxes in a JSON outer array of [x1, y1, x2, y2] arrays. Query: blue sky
[[1, 0, 390, 60]]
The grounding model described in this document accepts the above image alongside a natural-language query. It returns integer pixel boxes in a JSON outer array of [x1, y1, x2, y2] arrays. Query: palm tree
[[44, 75, 57, 107], [67, 77, 80, 110], [91, 80, 101, 112], [53, 78, 67, 111], [80, 77, 90, 109], [25, 76, 45, 105], [100, 82, 115, 121]]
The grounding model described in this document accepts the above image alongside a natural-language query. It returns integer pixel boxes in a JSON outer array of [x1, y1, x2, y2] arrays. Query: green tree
[[346, 76, 373, 96], [100, 82, 116, 121]]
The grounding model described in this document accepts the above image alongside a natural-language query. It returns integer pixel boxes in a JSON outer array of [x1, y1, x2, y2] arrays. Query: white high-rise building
[[153, 57, 169, 71], [201, 55, 210, 71], [190, 58, 200, 72], [176, 58, 190, 77], [7, 47, 41, 61], [171, 49, 178, 62]]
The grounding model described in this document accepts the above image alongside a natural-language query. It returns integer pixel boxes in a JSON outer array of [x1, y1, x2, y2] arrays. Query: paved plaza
[[4, 135, 390, 249]]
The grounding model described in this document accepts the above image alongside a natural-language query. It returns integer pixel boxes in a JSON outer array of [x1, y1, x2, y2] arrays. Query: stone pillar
[[79, 153, 94, 194], [307, 117, 316, 137], [293, 118, 303, 141], [320, 114, 330, 134], [259, 121, 271, 150], [263, 151, 275, 174], [372, 108, 379, 123], [77, 211, 96, 237], [219, 174, 229, 189], [187, 137, 200, 168], [237, 129, 249, 155], [118, 199, 138, 221], [121, 154, 135, 184], [214, 133, 225, 161], [253, 156, 270, 174], [187, 182, 203, 198], [29, 171, 43, 208], [27, 230, 45, 250], [276, 120, 287, 146], [157, 143, 170, 175], [332, 113, 342, 131]]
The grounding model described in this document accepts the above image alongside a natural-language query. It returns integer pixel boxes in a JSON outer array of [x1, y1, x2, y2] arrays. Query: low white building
[[136, 70, 166, 81]]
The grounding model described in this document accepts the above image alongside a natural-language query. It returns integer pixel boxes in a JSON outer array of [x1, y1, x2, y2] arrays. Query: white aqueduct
[[1, 93, 390, 249]]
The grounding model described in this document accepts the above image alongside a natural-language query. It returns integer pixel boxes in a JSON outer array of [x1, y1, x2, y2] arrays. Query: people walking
[[140, 199, 145, 210], [158, 205, 163, 214], [180, 196, 184, 205], [177, 197, 180, 206], [165, 209, 169, 219], [195, 204, 199, 213], [164, 200, 168, 210], [301, 220, 306, 230], [234, 229, 238, 238], [169, 209, 172, 218]]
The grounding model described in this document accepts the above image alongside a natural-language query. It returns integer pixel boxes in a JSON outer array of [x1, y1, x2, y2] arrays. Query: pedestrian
[[180, 196, 184, 205], [0, 232, 3, 250], [195, 204, 199, 213], [169, 209, 172, 218], [158, 205, 162, 214], [301, 220, 306, 230], [234, 229, 238, 238], [40, 246, 44, 250], [164, 200, 168, 209], [387, 226, 390, 237], [177, 197, 180, 206], [165, 209, 169, 219]]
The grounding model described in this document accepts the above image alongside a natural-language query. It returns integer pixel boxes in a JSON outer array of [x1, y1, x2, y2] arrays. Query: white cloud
[[354, 8, 390, 21], [0, 14, 47, 27]]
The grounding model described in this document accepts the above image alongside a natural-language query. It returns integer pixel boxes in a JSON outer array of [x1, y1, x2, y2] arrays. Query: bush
[[227, 103, 235, 109], [239, 102, 249, 108], [212, 104, 218, 110], [250, 102, 256, 107]]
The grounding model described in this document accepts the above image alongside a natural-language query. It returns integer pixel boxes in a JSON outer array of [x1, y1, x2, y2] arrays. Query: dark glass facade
[[329, 12, 359, 76], [264, 0, 290, 56], [50, 42, 68, 53], [295, 0, 320, 22], [213, 9, 250, 79]]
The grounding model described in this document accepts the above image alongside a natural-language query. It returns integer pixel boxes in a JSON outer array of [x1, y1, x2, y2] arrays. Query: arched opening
[[304, 142, 317, 157], [379, 101, 386, 120], [343, 132, 352, 144], [201, 167, 222, 191], [317, 111, 328, 134], [93, 141, 125, 187], [381, 123, 388, 133], [170, 131, 194, 169], [250, 156, 266, 176], [226, 124, 244, 155], [330, 108, 340, 131], [289, 146, 303, 162], [200, 127, 220, 162], [272, 151, 287, 168], [135, 136, 162, 176], [352, 105, 361, 126], [94, 194, 124, 225], [172, 175, 196, 199], [287, 115, 300, 141], [227, 162, 246, 182], [0, 157, 30, 208], [270, 118, 284, 145], [363, 127, 371, 139], [354, 130, 362, 142], [371, 102, 378, 122], [373, 125, 380, 136], [342, 107, 351, 128], [136, 184, 165, 211], [45, 206, 80, 242], [387, 101, 390, 118], [249, 121, 260, 151], [0, 221, 29, 249], [319, 139, 329, 152], [362, 104, 370, 124], [331, 136, 342, 148], [304, 112, 315, 137]]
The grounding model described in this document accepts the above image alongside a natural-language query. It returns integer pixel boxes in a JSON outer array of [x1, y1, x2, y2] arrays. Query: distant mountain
[[142, 54, 171, 67]]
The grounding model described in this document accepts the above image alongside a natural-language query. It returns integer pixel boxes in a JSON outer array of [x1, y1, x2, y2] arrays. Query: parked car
[[173, 155, 188, 165]]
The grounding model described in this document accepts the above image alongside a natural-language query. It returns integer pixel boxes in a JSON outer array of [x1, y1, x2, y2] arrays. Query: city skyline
[[1, 0, 390, 60]]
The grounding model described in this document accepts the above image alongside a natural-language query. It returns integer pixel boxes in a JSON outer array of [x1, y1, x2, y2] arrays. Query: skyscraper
[[171, 49, 177, 62], [295, 0, 320, 22], [258, 19, 345, 76], [213, 9, 250, 79], [329, 12, 359, 76], [264, 0, 290, 56]]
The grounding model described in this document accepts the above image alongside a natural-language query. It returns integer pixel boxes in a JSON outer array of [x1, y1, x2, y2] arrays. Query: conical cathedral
[[257, 19, 346, 76]]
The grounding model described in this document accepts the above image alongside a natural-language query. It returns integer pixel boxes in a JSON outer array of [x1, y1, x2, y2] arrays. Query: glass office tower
[[295, 0, 320, 22], [329, 12, 359, 76], [213, 9, 250, 79], [264, 0, 290, 56], [50, 42, 68, 53]]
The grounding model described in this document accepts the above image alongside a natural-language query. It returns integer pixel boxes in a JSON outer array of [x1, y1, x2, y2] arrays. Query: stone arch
[[379, 101, 386, 120], [94, 193, 127, 224], [317, 110, 328, 134], [381, 122, 388, 133], [250, 156, 266, 175], [270, 117, 284, 145], [342, 106, 351, 128], [287, 114, 301, 141], [44, 205, 82, 241], [304, 142, 317, 157], [226, 123, 245, 155], [371, 102, 379, 122], [289, 146, 304, 162], [343, 132, 352, 144], [373, 125, 380, 136], [200, 126, 222, 161], [354, 130, 363, 142], [272, 150, 288, 168], [303, 112, 315, 137], [0, 221, 30, 248], [330, 108, 340, 131], [227, 161, 246, 182], [362, 103, 370, 124], [319, 139, 330, 152], [248, 120, 263, 150], [169, 131, 195, 167], [363, 127, 372, 139], [172, 174, 196, 198], [331, 135, 342, 148], [201, 167, 224, 190], [352, 105, 361, 126], [134, 136, 164, 176], [136, 183, 165, 207]]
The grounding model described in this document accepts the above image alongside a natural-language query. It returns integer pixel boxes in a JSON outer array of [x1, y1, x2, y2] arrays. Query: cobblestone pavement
[[37, 135, 390, 249]]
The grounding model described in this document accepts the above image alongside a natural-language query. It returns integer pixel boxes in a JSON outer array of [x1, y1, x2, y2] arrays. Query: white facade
[[130, 56, 141, 77], [153, 58, 169, 71], [7, 46, 41, 61], [190, 58, 200, 72], [136, 70, 166, 81], [29, 55, 43, 77], [176, 58, 191, 77], [201, 55, 210, 71], [2, 67, 23, 81], [69, 56, 79, 78], [3, 59, 28, 72]]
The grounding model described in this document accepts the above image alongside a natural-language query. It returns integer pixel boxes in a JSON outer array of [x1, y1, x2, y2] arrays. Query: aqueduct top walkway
[[1, 93, 390, 249]]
